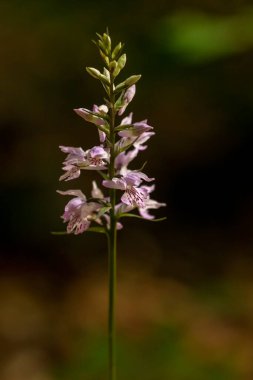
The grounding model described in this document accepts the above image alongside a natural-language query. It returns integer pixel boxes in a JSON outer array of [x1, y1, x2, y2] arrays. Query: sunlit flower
[[114, 185, 166, 219], [118, 85, 136, 116], [92, 104, 109, 143], [103, 171, 154, 207], [59, 145, 109, 181], [118, 120, 153, 138], [59, 146, 85, 181], [120, 112, 133, 125], [57, 189, 101, 235], [115, 148, 138, 175], [83, 146, 109, 169], [115, 112, 155, 155], [74, 107, 107, 126], [137, 185, 166, 219]]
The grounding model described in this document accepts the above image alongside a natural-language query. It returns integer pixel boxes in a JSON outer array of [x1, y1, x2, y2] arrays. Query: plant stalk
[[108, 71, 117, 380], [108, 215, 117, 380]]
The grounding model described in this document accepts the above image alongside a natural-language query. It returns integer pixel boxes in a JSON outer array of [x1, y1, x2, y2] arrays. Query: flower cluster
[[57, 32, 165, 235]]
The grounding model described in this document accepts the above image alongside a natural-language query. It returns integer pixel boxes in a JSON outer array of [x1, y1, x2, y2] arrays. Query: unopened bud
[[103, 33, 111, 53], [99, 50, 109, 65], [113, 54, 126, 77], [125, 75, 141, 86], [118, 54, 126, 70], [86, 67, 101, 79], [86, 67, 110, 86], [112, 42, 123, 59], [109, 60, 118, 71], [100, 74, 110, 86], [103, 67, 110, 79]]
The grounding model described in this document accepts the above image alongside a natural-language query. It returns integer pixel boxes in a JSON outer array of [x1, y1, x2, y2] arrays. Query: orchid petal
[[74, 108, 105, 126], [118, 85, 136, 116], [103, 178, 127, 190], [120, 113, 133, 126], [121, 186, 148, 207], [57, 189, 86, 199], [91, 181, 104, 199]]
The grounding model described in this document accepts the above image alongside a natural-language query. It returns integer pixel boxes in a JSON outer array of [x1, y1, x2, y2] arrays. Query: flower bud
[[112, 42, 123, 59], [118, 54, 127, 70], [86, 67, 110, 86], [125, 75, 141, 86], [103, 67, 110, 79], [99, 74, 110, 86], [99, 50, 109, 65], [109, 60, 118, 71], [113, 54, 127, 77], [86, 67, 101, 79], [118, 85, 136, 116], [103, 33, 111, 53], [114, 75, 141, 93]]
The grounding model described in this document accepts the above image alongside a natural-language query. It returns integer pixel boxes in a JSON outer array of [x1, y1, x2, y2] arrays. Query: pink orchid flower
[[103, 171, 154, 207]]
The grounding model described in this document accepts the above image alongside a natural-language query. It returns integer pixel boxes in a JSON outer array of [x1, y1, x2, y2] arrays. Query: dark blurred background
[[1, 0, 253, 379]]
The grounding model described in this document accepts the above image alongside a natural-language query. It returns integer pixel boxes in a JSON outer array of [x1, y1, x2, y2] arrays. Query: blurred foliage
[[2, 266, 253, 379], [157, 7, 253, 62]]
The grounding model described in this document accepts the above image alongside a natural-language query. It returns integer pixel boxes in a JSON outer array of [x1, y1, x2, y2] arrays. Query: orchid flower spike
[[56, 31, 166, 380]]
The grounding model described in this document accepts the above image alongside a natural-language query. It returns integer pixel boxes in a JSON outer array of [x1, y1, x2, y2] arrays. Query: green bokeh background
[[1, 1, 253, 379]]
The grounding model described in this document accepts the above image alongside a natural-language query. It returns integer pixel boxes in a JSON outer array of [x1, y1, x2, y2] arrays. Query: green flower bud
[[113, 54, 127, 77], [109, 60, 118, 71], [98, 40, 107, 53], [103, 33, 111, 53], [114, 74, 141, 93], [86, 67, 101, 79], [112, 42, 123, 60], [125, 74, 141, 86], [103, 67, 110, 80], [99, 50, 109, 66], [118, 54, 126, 70], [86, 67, 110, 86]]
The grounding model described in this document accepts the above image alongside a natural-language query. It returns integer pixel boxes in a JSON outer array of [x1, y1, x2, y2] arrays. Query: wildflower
[[114, 185, 166, 220], [74, 107, 107, 126], [56, 31, 166, 379], [93, 104, 108, 114], [133, 131, 155, 150], [118, 85, 136, 116], [59, 146, 85, 181], [116, 112, 155, 153], [57, 189, 101, 234], [103, 171, 154, 207], [120, 112, 133, 126], [92, 104, 109, 143], [82, 146, 109, 170], [115, 148, 138, 175], [59, 145, 109, 181], [137, 185, 166, 219], [91, 180, 104, 199], [118, 120, 153, 138], [139, 198, 167, 219], [59, 146, 86, 164]]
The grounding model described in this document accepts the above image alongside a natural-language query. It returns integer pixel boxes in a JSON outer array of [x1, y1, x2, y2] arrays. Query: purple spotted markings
[[59, 145, 109, 181], [103, 171, 154, 207], [57, 182, 106, 234]]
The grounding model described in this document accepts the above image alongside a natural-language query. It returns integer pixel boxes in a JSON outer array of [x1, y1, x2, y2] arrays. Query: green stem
[[108, 214, 117, 380], [108, 71, 117, 380]]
